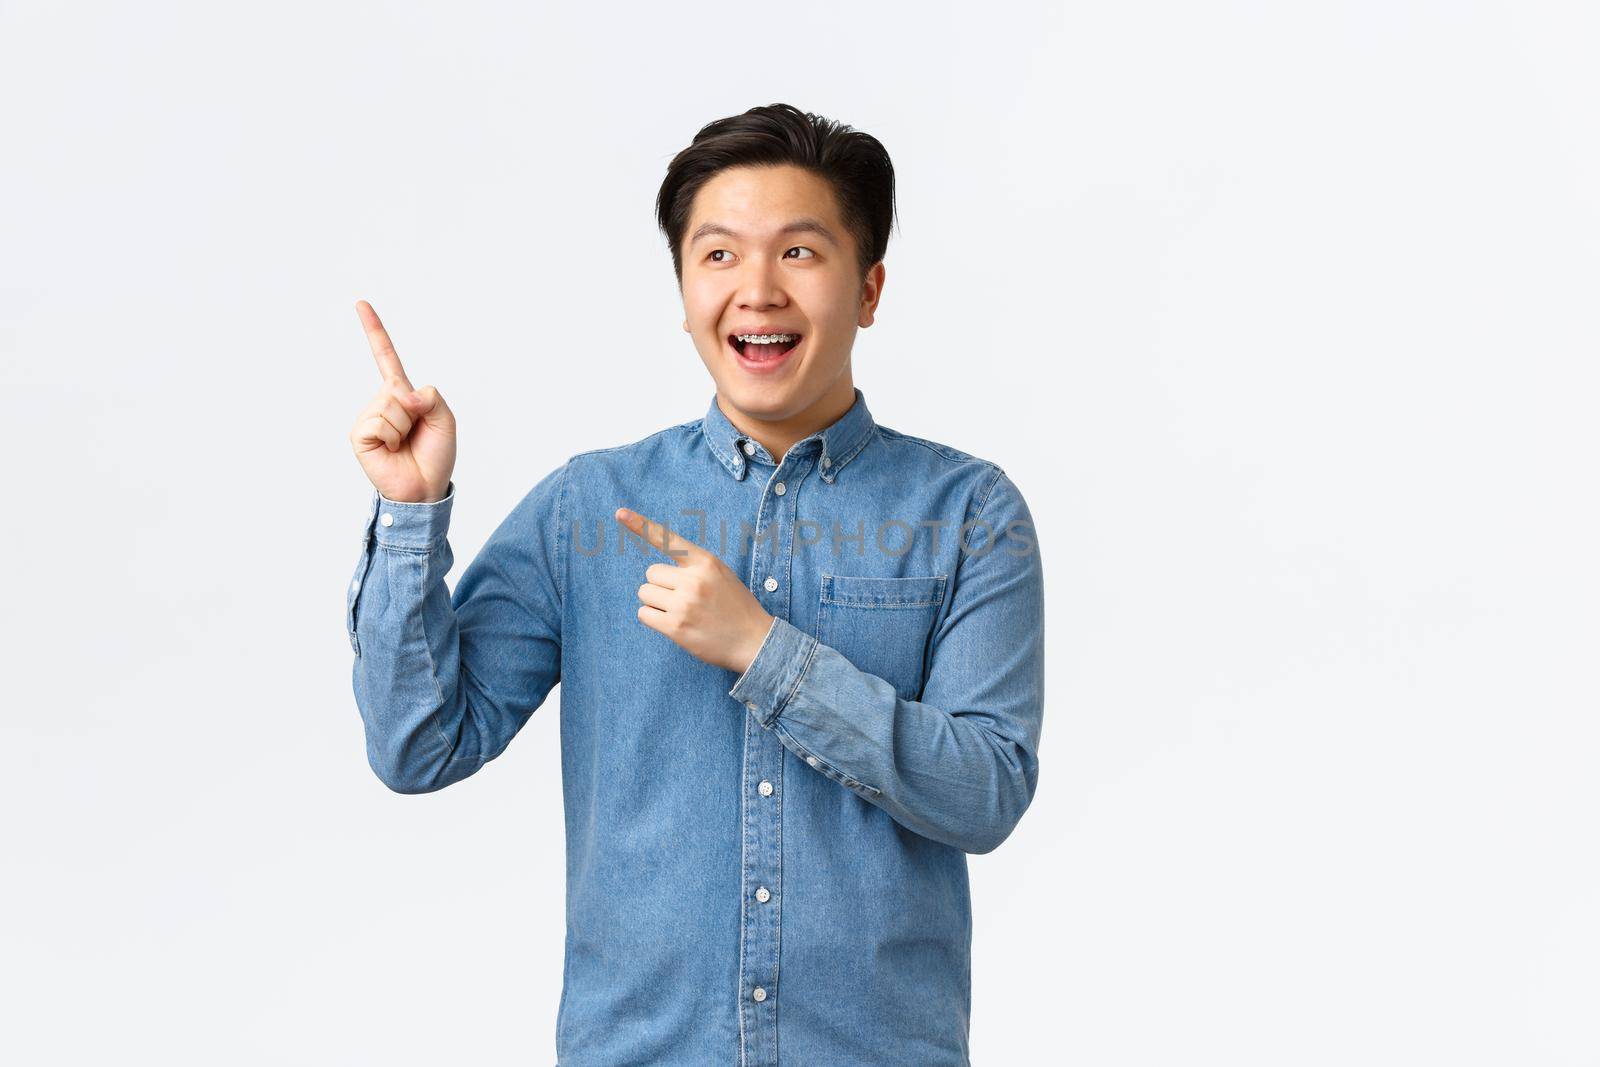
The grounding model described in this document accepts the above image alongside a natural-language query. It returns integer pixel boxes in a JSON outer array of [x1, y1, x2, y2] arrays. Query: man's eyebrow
[[689, 217, 839, 247]]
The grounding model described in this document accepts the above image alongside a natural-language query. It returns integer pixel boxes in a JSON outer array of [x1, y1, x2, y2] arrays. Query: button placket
[[736, 450, 815, 1065], [739, 691, 782, 1054]]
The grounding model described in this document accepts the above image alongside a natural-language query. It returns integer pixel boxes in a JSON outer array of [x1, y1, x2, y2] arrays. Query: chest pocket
[[815, 574, 948, 703]]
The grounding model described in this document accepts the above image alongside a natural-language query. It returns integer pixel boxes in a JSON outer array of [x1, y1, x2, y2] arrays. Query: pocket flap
[[820, 573, 947, 609]]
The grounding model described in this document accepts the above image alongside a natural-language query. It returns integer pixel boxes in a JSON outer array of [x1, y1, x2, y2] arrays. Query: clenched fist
[[349, 300, 456, 503]]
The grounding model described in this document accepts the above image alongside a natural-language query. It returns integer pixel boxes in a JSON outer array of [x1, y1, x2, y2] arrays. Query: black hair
[[655, 103, 897, 286]]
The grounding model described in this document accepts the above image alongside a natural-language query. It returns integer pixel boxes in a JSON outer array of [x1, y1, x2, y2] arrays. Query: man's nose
[[737, 255, 788, 308]]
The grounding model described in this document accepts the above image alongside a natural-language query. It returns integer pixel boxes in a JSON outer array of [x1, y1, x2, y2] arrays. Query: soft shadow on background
[[1, 1, 1596, 1064]]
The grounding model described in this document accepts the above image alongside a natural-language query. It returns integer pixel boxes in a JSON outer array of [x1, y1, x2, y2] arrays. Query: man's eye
[[705, 247, 815, 263]]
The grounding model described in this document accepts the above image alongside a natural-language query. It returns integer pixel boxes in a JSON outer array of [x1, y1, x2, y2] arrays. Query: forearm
[[350, 544, 475, 794], [347, 484, 477, 792], [347, 478, 564, 793], [730, 616, 1041, 855]]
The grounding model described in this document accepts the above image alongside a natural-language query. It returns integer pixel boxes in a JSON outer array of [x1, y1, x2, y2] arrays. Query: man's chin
[[719, 380, 790, 412]]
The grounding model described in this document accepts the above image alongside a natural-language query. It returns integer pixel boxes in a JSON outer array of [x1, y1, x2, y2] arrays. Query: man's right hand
[[349, 299, 457, 503]]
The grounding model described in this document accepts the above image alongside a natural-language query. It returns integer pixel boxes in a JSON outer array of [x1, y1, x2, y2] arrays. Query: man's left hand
[[615, 507, 774, 674]]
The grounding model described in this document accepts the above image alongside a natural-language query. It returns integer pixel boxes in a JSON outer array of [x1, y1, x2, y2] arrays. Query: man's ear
[[858, 261, 886, 328]]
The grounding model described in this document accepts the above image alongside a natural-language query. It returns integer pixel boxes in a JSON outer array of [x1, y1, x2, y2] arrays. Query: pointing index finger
[[356, 300, 414, 391], [615, 508, 701, 562]]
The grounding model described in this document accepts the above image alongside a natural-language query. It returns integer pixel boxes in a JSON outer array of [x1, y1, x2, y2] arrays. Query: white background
[[2, 1, 1595, 1063]]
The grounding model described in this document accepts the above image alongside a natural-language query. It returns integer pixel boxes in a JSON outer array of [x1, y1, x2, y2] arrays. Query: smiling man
[[345, 103, 1045, 1067]]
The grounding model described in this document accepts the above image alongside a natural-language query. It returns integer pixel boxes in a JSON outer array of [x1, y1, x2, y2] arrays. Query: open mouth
[[728, 332, 803, 363]]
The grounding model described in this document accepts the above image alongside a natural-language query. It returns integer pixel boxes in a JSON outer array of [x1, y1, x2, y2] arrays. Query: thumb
[[404, 385, 454, 428], [401, 387, 437, 413]]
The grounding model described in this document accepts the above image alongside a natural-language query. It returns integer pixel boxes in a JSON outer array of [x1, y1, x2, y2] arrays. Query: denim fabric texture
[[346, 387, 1046, 1066]]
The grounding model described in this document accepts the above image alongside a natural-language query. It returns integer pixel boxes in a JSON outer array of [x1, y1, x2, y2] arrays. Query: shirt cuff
[[728, 615, 818, 727], [369, 480, 456, 550]]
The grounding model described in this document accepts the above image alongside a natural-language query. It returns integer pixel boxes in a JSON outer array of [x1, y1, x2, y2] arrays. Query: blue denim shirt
[[345, 387, 1045, 1066]]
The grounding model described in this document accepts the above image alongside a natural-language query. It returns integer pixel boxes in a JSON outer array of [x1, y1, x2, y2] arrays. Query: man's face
[[680, 164, 884, 424]]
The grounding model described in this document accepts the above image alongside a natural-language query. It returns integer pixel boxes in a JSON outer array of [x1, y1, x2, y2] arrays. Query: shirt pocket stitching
[[819, 573, 947, 609], [815, 573, 948, 706]]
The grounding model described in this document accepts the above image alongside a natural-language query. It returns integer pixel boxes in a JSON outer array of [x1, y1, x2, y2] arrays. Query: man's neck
[[717, 379, 856, 464]]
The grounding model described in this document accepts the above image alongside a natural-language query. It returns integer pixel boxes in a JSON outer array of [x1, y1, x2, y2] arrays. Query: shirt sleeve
[[727, 470, 1045, 854], [346, 463, 568, 793]]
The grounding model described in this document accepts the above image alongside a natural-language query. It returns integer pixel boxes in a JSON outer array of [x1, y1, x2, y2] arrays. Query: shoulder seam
[[970, 466, 1009, 526], [952, 466, 1010, 567], [565, 420, 696, 463], [554, 456, 571, 606], [875, 425, 1003, 471]]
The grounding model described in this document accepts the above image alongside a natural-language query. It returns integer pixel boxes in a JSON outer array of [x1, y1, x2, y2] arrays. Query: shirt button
[[758, 780, 773, 796], [755, 886, 771, 903], [821, 456, 831, 468], [806, 755, 820, 768], [752, 986, 767, 1002], [763, 576, 778, 592], [379, 513, 394, 527], [774, 481, 786, 496], [742, 440, 756, 456]]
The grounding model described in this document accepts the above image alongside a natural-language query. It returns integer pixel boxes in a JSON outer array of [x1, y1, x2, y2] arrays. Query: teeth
[[736, 334, 798, 344]]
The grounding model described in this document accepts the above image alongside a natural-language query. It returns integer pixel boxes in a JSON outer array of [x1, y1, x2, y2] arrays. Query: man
[[345, 102, 1045, 1067]]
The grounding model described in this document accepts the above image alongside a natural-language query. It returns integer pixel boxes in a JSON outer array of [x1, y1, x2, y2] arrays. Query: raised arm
[[344, 299, 565, 793]]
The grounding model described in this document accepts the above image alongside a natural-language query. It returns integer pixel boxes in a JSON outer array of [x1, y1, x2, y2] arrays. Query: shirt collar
[[700, 387, 876, 485]]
